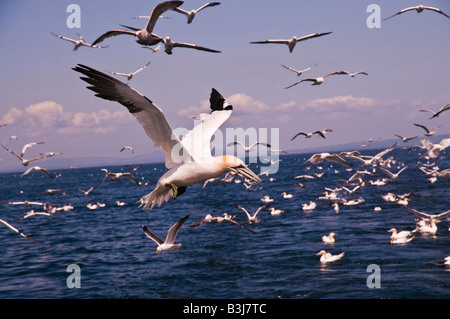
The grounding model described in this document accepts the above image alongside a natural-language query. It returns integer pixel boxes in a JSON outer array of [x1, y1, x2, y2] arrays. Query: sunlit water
[[0, 147, 449, 299]]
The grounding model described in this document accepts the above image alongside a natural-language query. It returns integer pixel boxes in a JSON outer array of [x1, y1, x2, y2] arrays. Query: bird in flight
[[51, 32, 109, 50], [281, 63, 317, 77], [285, 71, 347, 88], [142, 214, 189, 253], [291, 129, 332, 141], [171, 2, 221, 24], [384, 5, 450, 20], [162, 36, 221, 55], [109, 62, 151, 81], [420, 103, 450, 119], [250, 32, 332, 53]]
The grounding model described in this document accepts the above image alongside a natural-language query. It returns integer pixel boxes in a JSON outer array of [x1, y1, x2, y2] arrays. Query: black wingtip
[[209, 88, 232, 112]]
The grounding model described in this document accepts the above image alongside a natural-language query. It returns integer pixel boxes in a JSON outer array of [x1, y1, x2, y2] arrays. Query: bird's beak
[[156, 249, 161, 254], [230, 165, 261, 183]]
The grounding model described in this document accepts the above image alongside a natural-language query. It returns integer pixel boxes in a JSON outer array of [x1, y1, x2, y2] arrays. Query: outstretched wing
[[73, 64, 188, 169], [165, 214, 189, 244], [142, 225, 164, 245], [145, 1, 184, 32]]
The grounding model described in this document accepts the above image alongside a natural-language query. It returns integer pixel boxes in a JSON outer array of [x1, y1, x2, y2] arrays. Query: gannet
[[376, 166, 408, 181], [281, 63, 317, 76], [269, 207, 285, 216], [21, 166, 53, 179], [346, 143, 398, 167], [302, 201, 316, 211], [1, 142, 47, 166], [0, 218, 41, 242], [162, 36, 221, 54], [388, 228, 414, 244], [341, 70, 369, 77], [414, 218, 437, 235], [189, 213, 255, 233], [73, 65, 260, 210], [291, 129, 332, 140], [50, 32, 109, 50], [384, 5, 450, 20], [109, 61, 151, 81], [418, 138, 450, 159], [322, 232, 337, 244], [420, 103, 450, 119], [77, 186, 95, 195], [281, 192, 293, 199], [306, 152, 352, 167], [408, 207, 450, 222], [234, 203, 270, 224], [171, 2, 220, 24], [142, 214, 189, 253], [100, 169, 149, 187], [261, 195, 274, 203], [120, 146, 135, 154], [250, 32, 332, 53], [285, 71, 347, 89], [316, 250, 344, 263], [395, 134, 417, 143], [91, 1, 183, 47]]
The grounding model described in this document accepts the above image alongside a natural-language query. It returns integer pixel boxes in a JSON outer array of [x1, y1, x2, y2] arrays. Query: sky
[[0, 0, 449, 172]]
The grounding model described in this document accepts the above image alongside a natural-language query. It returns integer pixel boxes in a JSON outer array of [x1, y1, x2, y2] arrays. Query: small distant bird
[[77, 186, 95, 195], [250, 32, 332, 53], [291, 129, 332, 140], [189, 213, 255, 233], [0, 218, 41, 242], [227, 141, 271, 152], [414, 123, 440, 137], [101, 169, 148, 186], [306, 152, 352, 167], [395, 134, 417, 143], [162, 36, 221, 55], [341, 70, 368, 77], [281, 63, 317, 76], [51, 32, 109, 50], [21, 166, 53, 179], [420, 103, 450, 119], [171, 2, 221, 24], [109, 61, 151, 81], [384, 5, 450, 20], [142, 214, 189, 253], [91, 1, 183, 46], [285, 71, 348, 89], [120, 146, 135, 154], [316, 250, 345, 263], [235, 203, 270, 224]]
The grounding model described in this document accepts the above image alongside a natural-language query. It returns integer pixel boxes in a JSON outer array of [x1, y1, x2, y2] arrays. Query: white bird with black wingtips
[[142, 214, 189, 253]]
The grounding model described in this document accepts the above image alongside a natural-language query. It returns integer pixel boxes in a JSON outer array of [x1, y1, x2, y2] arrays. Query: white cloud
[[304, 95, 378, 109]]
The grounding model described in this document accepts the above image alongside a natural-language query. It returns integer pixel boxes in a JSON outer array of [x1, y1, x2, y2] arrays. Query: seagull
[[120, 146, 135, 154], [316, 250, 344, 263], [418, 138, 450, 159], [395, 134, 417, 143], [281, 63, 317, 76], [1, 142, 47, 166], [142, 214, 189, 253], [291, 129, 332, 140], [306, 152, 352, 167], [227, 141, 271, 153], [16, 210, 58, 220], [387, 228, 415, 244], [21, 166, 53, 178], [250, 32, 332, 53], [73, 65, 260, 210], [322, 232, 337, 244], [171, 2, 220, 24], [162, 36, 221, 55], [376, 166, 408, 181], [420, 103, 450, 119], [414, 123, 440, 137], [91, 1, 184, 47], [341, 70, 368, 77], [109, 61, 151, 81], [408, 207, 450, 222], [384, 5, 450, 20], [189, 213, 255, 233], [50, 32, 109, 50], [285, 71, 347, 89], [346, 143, 398, 167], [234, 203, 270, 224], [100, 169, 148, 186], [0, 218, 41, 242]]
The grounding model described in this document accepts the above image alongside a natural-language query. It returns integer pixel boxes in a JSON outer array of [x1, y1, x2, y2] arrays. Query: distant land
[[0, 135, 446, 173]]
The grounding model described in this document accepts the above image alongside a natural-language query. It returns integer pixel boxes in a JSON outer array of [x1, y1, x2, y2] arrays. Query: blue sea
[[0, 146, 449, 300]]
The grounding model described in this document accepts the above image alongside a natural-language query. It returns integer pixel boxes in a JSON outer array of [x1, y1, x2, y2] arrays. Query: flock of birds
[[1, 1, 449, 269]]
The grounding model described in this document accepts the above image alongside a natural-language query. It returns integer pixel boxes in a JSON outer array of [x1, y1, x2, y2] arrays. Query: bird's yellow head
[[215, 155, 261, 183]]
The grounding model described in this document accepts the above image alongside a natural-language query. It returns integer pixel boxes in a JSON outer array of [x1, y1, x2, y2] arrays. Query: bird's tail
[[139, 185, 174, 210]]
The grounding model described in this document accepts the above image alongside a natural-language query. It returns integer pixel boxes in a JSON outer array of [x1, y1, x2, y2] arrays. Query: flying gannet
[[92, 1, 183, 47], [234, 203, 270, 224], [50, 32, 109, 50], [384, 5, 450, 20], [73, 65, 260, 210], [171, 2, 221, 24], [284, 71, 347, 89], [162, 36, 221, 55], [281, 63, 317, 76], [109, 61, 151, 81], [250, 32, 332, 53], [142, 214, 189, 253], [420, 103, 450, 119]]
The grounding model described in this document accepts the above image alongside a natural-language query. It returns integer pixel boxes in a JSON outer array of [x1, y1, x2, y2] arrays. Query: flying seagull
[[285, 71, 347, 89], [109, 61, 151, 81], [234, 203, 270, 224], [1, 142, 47, 166], [92, 1, 183, 47], [171, 2, 221, 24], [250, 32, 332, 53], [120, 146, 134, 154], [21, 166, 53, 179], [414, 123, 440, 137], [384, 5, 450, 20], [227, 141, 271, 153], [395, 134, 417, 143], [420, 103, 450, 119], [291, 129, 332, 140], [341, 70, 369, 77], [281, 63, 317, 76], [162, 36, 221, 55], [73, 65, 260, 210], [50, 32, 109, 50], [142, 214, 189, 253]]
